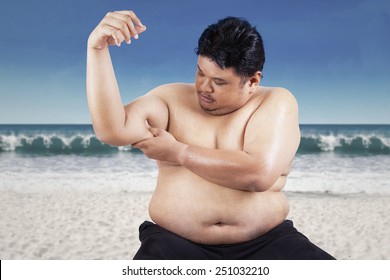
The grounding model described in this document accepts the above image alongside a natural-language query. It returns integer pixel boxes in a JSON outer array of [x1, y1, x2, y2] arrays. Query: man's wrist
[[87, 35, 108, 51], [175, 143, 189, 166], [87, 43, 108, 51]]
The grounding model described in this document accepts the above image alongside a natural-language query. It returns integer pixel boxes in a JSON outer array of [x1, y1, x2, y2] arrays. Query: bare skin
[[87, 11, 301, 245]]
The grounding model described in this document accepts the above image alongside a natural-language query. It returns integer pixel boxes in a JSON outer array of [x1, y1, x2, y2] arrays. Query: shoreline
[[0, 190, 389, 260]]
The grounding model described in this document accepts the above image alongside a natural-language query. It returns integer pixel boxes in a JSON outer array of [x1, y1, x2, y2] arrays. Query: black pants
[[133, 220, 335, 260]]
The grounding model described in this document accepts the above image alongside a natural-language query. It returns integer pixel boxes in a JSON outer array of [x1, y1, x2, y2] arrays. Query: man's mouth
[[198, 93, 214, 103]]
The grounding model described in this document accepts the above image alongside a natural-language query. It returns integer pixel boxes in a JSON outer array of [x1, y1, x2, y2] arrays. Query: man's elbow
[[245, 168, 278, 192], [92, 124, 128, 146], [94, 126, 153, 147], [247, 178, 274, 192], [94, 129, 126, 146]]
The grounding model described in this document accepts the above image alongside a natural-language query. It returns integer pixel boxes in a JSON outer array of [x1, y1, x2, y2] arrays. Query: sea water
[[0, 124, 389, 194]]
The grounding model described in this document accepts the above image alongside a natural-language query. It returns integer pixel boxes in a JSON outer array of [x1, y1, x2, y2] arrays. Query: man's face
[[195, 56, 253, 116]]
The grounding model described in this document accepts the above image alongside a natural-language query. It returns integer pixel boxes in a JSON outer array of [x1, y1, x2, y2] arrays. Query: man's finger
[[116, 10, 146, 38], [135, 25, 147, 35], [97, 25, 125, 47], [132, 140, 145, 149], [103, 15, 132, 44], [117, 10, 145, 29], [112, 11, 139, 40], [148, 127, 161, 137]]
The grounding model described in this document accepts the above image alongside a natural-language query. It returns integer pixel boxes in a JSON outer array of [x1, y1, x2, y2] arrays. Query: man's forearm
[[134, 128, 276, 192], [178, 144, 274, 192]]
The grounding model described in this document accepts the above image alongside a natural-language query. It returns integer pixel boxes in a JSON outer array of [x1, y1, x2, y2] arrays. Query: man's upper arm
[[243, 88, 300, 189], [106, 86, 169, 146]]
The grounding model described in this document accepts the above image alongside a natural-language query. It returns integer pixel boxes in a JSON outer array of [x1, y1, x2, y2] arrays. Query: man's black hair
[[195, 17, 265, 78]]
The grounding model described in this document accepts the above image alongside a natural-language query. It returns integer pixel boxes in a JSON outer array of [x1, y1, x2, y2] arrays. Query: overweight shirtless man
[[87, 10, 335, 260]]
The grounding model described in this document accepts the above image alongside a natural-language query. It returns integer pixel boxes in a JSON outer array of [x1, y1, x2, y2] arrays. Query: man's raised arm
[[86, 11, 167, 146]]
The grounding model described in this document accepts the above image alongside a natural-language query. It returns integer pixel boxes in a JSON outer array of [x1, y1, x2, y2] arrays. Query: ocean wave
[[1, 129, 390, 156], [298, 134, 390, 155], [0, 134, 137, 155]]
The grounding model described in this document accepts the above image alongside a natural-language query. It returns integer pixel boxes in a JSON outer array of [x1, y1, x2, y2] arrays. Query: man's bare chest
[[167, 103, 259, 151]]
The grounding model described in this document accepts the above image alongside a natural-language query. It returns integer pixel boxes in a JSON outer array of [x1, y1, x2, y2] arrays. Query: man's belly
[[148, 165, 289, 245]]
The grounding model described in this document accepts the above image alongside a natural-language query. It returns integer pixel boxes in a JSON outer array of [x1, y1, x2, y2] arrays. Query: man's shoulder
[[260, 86, 298, 110], [246, 86, 298, 123], [261, 86, 296, 100]]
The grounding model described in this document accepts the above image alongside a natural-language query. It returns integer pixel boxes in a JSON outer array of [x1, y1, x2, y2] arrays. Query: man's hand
[[134, 128, 188, 164], [88, 10, 147, 50]]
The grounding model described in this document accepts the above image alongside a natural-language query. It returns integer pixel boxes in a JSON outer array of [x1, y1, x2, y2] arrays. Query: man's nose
[[200, 79, 213, 93]]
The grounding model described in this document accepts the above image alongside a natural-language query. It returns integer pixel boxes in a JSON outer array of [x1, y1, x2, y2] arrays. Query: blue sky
[[0, 0, 389, 124]]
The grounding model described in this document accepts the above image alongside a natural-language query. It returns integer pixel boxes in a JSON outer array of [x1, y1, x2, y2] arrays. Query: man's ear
[[249, 71, 262, 93]]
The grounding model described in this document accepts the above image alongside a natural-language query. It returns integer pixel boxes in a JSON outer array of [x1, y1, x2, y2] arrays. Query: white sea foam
[[286, 154, 390, 194], [0, 134, 21, 151], [0, 152, 157, 193], [0, 132, 135, 154]]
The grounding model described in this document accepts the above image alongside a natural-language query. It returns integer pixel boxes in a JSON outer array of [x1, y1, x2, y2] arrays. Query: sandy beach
[[0, 190, 389, 260]]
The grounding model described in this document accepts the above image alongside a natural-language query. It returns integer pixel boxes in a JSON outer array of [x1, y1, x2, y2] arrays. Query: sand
[[0, 190, 389, 260]]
